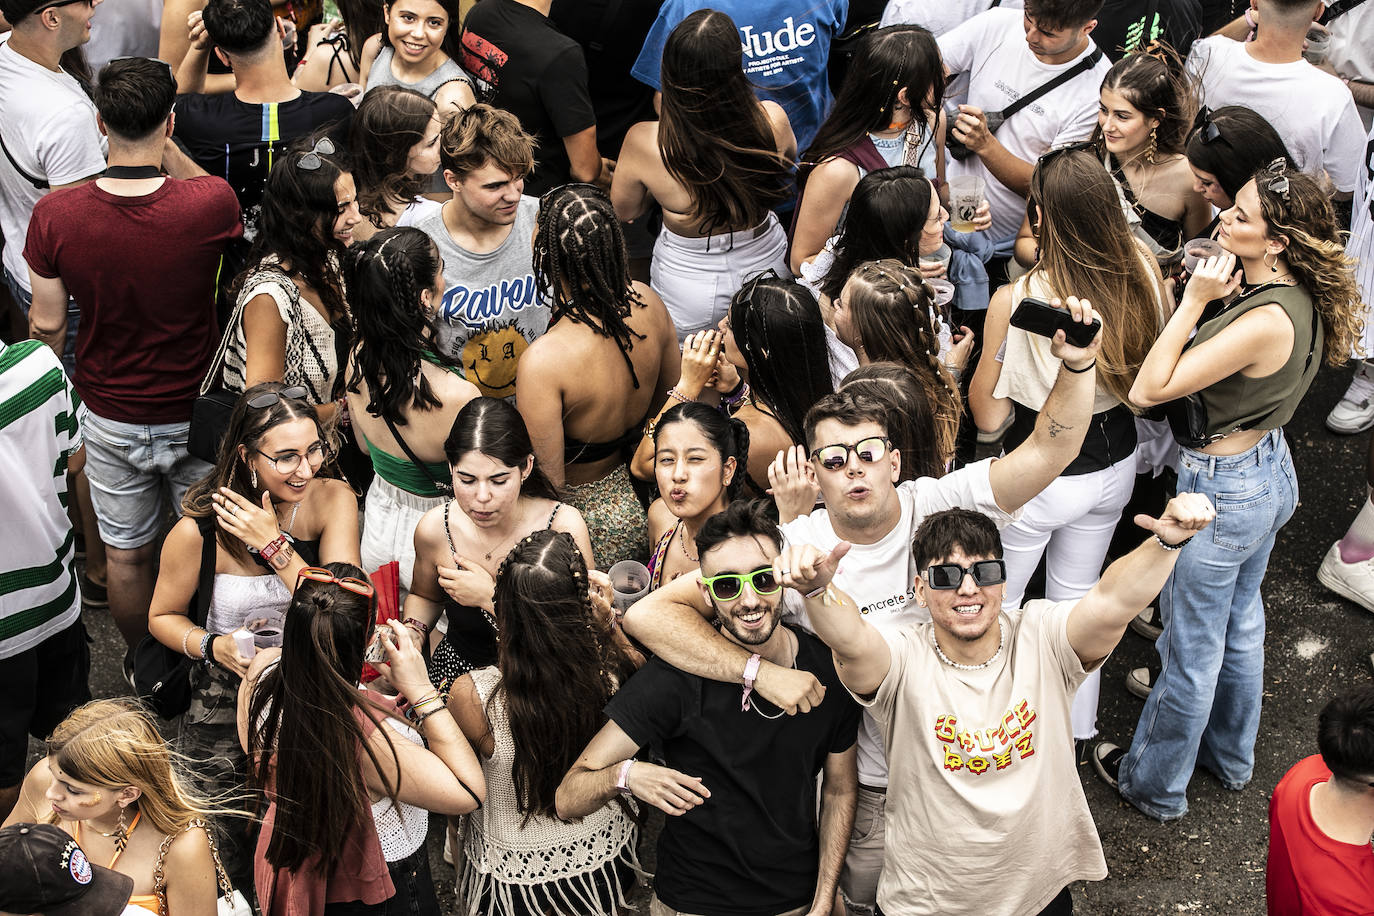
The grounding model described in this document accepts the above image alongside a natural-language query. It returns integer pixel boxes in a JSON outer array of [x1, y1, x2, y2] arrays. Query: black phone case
[[1009, 297, 1100, 348]]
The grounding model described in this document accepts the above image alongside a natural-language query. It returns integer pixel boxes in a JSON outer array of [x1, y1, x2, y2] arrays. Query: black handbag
[[126, 514, 217, 719], [189, 286, 253, 463]]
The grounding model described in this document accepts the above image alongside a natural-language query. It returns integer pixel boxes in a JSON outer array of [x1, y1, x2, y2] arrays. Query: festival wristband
[[260, 534, 288, 562], [740, 653, 762, 712], [615, 759, 635, 796], [402, 617, 431, 634]]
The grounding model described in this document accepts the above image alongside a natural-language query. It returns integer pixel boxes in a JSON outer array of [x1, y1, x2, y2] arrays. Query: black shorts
[[0, 618, 91, 786]]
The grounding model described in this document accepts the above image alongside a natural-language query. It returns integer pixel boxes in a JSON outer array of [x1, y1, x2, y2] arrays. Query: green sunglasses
[[700, 567, 781, 602]]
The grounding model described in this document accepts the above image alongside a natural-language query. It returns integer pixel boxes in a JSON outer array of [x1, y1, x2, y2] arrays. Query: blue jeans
[[3, 264, 79, 377], [1117, 428, 1297, 820]]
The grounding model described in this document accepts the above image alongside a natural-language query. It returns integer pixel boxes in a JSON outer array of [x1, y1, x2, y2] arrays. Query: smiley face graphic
[[462, 322, 529, 397]]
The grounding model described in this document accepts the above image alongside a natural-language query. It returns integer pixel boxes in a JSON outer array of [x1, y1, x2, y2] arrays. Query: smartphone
[[1009, 297, 1100, 348]]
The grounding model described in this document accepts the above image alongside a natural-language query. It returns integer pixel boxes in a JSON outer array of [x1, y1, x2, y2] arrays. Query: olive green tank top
[[1189, 283, 1321, 438]]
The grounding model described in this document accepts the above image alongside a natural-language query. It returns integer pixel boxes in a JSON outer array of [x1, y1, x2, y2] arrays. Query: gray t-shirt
[[414, 196, 548, 399]]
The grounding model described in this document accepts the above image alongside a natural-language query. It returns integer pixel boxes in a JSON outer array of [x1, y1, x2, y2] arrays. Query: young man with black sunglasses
[[558, 499, 861, 916], [624, 297, 1102, 916], [773, 494, 1214, 915]]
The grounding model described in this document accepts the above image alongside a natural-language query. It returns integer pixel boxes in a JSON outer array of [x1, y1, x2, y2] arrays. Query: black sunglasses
[[925, 559, 1007, 590], [246, 385, 309, 409], [1192, 106, 1224, 145], [1260, 157, 1290, 201]]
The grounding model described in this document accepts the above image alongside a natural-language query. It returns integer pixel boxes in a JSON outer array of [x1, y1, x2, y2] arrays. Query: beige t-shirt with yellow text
[[857, 600, 1108, 916]]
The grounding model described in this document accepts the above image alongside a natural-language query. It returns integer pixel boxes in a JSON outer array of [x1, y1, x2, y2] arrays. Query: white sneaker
[[1326, 362, 1374, 434], [1317, 542, 1374, 613]]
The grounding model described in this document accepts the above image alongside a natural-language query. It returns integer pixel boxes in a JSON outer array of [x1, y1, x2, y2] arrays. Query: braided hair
[[533, 184, 646, 387], [842, 259, 962, 466], [726, 273, 834, 447], [346, 227, 454, 426], [492, 529, 636, 823]]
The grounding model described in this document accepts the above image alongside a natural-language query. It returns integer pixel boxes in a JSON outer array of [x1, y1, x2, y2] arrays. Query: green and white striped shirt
[[0, 340, 85, 659]]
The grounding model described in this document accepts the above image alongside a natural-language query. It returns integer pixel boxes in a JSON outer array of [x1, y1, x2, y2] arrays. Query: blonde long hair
[[1029, 149, 1163, 406], [46, 699, 220, 836]]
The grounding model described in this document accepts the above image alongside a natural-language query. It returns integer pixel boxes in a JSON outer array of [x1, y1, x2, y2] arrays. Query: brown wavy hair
[[1096, 44, 1196, 158], [1252, 164, 1365, 366], [1028, 149, 1163, 405], [841, 260, 961, 465], [350, 86, 437, 227], [492, 530, 637, 824], [657, 9, 792, 236]]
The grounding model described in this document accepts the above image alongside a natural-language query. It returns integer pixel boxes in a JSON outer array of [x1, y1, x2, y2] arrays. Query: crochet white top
[[459, 666, 640, 916], [371, 715, 429, 862]]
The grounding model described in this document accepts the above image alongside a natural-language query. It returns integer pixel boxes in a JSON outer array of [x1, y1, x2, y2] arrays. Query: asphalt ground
[[33, 357, 1374, 915]]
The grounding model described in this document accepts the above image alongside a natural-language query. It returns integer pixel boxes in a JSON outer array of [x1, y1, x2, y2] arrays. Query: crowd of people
[[1, 0, 1373, 913]]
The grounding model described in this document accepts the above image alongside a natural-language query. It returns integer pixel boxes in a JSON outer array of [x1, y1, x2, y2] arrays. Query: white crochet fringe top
[[460, 666, 641, 916]]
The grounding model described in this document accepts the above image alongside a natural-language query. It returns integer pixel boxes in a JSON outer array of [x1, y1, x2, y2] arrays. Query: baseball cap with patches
[[0, 823, 134, 916]]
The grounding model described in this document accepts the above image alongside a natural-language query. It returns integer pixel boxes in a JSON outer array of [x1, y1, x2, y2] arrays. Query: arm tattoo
[[1046, 415, 1072, 439]]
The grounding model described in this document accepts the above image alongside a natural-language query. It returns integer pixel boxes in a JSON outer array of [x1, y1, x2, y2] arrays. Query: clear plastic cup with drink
[[1182, 238, 1224, 275], [919, 244, 952, 276], [948, 175, 986, 233], [609, 560, 652, 614], [1302, 26, 1330, 65]]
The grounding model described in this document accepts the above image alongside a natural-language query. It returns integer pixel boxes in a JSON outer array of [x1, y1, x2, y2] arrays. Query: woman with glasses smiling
[[148, 382, 361, 891], [1094, 161, 1365, 819]]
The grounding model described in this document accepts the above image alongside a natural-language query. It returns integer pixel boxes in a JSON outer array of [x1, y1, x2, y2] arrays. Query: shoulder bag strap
[[191, 515, 219, 628], [1000, 47, 1105, 121], [154, 819, 233, 915], [0, 127, 48, 190], [199, 270, 265, 396], [1320, 0, 1369, 24], [380, 409, 453, 495]]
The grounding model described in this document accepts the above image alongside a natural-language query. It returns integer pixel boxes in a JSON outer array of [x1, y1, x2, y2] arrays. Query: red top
[[24, 176, 241, 423], [1267, 755, 1374, 916]]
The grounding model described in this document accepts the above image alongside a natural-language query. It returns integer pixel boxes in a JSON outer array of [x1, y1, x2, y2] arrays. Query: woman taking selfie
[[643, 403, 750, 589], [791, 24, 946, 273], [1093, 162, 1364, 819], [148, 384, 360, 889], [346, 227, 479, 600], [404, 398, 595, 695], [348, 88, 447, 244], [448, 530, 641, 915], [239, 563, 485, 911], [611, 8, 796, 340], [5, 699, 220, 915], [517, 184, 678, 568]]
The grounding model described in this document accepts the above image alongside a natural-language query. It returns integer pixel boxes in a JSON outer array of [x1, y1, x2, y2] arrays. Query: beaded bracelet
[[666, 387, 695, 404], [183, 625, 202, 659], [1155, 534, 1193, 552]]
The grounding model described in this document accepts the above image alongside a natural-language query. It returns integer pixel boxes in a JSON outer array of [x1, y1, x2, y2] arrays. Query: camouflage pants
[[178, 664, 258, 897]]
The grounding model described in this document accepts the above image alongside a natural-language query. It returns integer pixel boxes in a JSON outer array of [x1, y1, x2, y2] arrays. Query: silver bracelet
[[182, 625, 201, 659]]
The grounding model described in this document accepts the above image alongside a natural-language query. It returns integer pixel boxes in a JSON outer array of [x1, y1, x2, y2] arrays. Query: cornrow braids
[[533, 185, 646, 387], [345, 228, 449, 426]]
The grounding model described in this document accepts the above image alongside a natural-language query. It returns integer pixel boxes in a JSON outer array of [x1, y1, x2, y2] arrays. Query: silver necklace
[[930, 621, 1003, 671]]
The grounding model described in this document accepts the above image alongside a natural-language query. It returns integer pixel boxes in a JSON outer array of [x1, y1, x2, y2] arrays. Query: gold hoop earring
[[1145, 125, 1158, 164], [1264, 251, 1279, 272]]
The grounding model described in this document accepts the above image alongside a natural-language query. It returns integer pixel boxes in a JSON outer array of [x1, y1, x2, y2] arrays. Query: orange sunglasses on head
[[295, 566, 375, 598]]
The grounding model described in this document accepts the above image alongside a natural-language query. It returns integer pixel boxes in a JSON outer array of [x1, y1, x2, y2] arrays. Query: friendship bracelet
[[1155, 534, 1193, 551], [413, 705, 446, 728], [1063, 359, 1096, 374]]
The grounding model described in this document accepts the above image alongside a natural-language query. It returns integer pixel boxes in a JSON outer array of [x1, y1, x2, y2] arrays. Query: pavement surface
[[34, 358, 1374, 915]]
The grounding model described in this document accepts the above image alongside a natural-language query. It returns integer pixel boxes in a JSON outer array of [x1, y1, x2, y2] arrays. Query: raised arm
[[772, 542, 891, 697], [1066, 493, 1215, 664], [621, 573, 827, 714], [987, 296, 1101, 514], [969, 284, 1013, 433]]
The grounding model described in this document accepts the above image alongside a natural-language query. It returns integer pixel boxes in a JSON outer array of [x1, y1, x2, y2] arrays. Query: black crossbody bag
[[947, 47, 1105, 161], [381, 411, 453, 497]]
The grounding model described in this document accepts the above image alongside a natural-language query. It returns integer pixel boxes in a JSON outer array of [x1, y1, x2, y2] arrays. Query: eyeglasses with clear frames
[[255, 442, 329, 474]]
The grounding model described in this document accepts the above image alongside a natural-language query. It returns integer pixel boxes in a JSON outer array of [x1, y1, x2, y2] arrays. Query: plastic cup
[[948, 175, 985, 232], [1182, 238, 1224, 275], [609, 560, 652, 612], [1302, 27, 1330, 65], [926, 278, 957, 329], [919, 244, 951, 275], [245, 611, 285, 648]]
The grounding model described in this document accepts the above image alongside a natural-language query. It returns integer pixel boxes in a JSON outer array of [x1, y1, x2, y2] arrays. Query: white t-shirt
[[1187, 36, 1366, 192], [1327, 4, 1374, 131], [858, 600, 1107, 916], [780, 458, 1020, 786], [938, 9, 1112, 240], [0, 41, 106, 291], [880, 0, 1023, 37]]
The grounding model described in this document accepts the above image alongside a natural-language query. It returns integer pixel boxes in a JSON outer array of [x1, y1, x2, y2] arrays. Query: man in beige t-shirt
[[775, 495, 1216, 916]]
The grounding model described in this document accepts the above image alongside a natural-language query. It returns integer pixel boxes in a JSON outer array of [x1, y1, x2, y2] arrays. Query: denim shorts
[[82, 411, 212, 549]]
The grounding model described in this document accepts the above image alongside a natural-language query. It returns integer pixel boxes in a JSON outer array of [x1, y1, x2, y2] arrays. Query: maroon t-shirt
[[1266, 754, 1374, 915], [24, 176, 242, 423]]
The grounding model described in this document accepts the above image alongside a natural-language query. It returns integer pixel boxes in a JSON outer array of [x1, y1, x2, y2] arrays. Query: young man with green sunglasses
[[558, 500, 861, 916]]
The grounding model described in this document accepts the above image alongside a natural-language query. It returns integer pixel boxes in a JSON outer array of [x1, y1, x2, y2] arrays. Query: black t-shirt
[[605, 626, 861, 916], [1092, 0, 1203, 61], [460, 0, 598, 196], [549, 0, 660, 160], [173, 90, 355, 239]]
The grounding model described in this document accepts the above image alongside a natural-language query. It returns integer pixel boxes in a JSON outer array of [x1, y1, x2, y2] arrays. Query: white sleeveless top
[[371, 715, 429, 861]]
